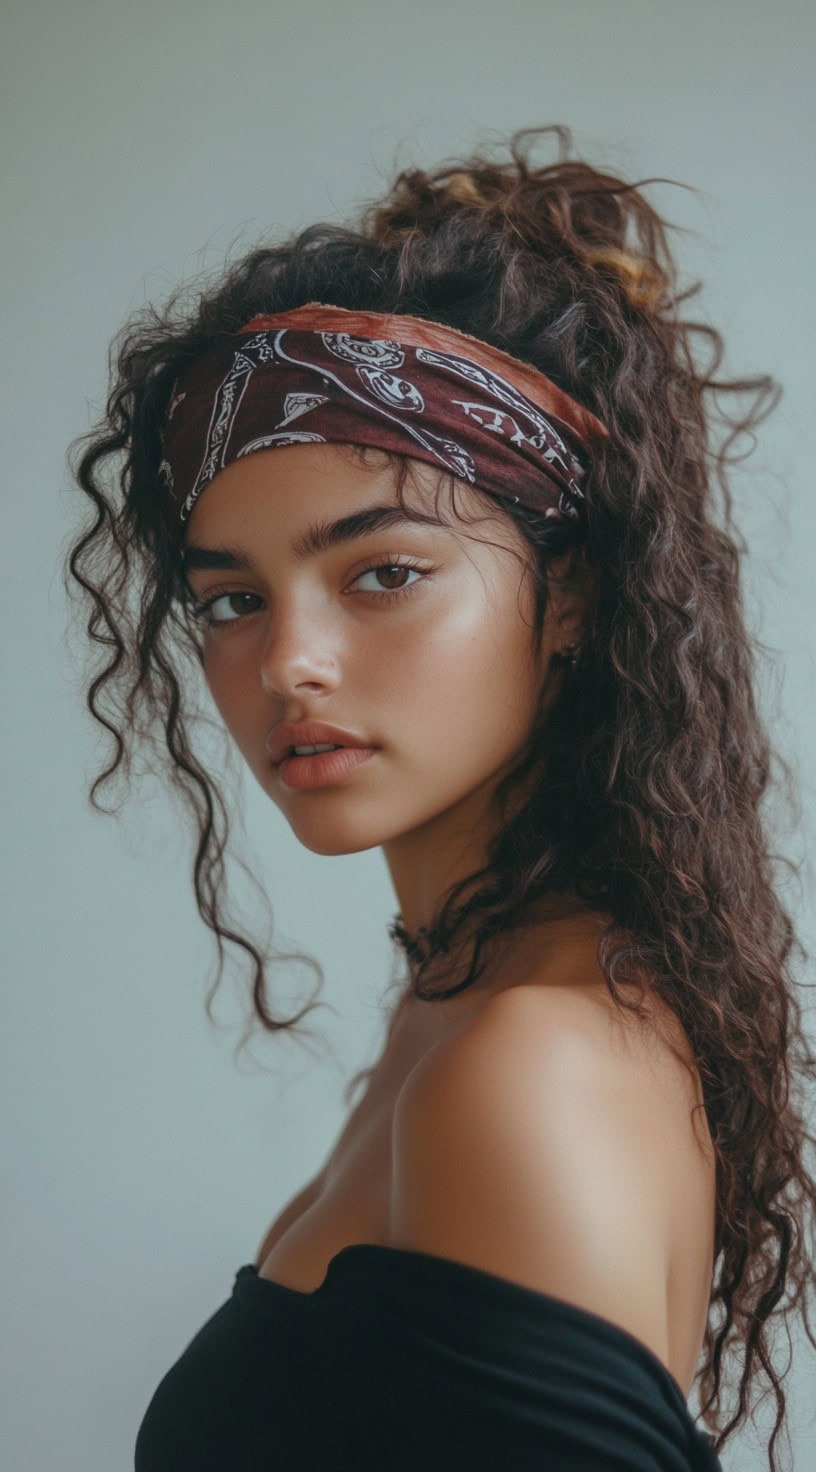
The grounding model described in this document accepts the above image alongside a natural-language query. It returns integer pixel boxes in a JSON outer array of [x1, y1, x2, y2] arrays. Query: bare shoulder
[[397, 967, 711, 1159], [389, 977, 709, 1373]]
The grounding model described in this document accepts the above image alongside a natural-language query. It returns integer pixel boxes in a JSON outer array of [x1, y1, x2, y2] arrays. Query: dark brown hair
[[65, 125, 814, 1468]]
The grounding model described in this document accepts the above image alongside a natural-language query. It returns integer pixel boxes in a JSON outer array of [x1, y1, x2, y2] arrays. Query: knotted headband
[[158, 301, 608, 542]]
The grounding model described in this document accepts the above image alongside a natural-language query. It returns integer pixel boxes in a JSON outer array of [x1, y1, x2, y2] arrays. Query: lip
[[266, 720, 375, 766], [278, 745, 377, 790]]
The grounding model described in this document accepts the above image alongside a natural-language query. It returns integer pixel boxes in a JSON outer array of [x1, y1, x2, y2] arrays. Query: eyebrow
[[181, 503, 445, 575]]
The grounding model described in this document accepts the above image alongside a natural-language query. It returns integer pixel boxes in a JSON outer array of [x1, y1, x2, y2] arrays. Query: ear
[[545, 543, 596, 652]]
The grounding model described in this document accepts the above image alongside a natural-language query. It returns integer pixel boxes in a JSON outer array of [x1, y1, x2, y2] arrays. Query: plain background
[[2, 2, 815, 1468]]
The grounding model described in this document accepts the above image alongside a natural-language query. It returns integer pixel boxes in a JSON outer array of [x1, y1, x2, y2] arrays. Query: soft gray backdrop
[[2, 2, 814, 1468]]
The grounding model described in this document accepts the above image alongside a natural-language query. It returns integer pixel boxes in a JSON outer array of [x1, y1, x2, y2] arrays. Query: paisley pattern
[[160, 308, 599, 538], [321, 331, 404, 369], [237, 432, 327, 455], [357, 367, 424, 411]]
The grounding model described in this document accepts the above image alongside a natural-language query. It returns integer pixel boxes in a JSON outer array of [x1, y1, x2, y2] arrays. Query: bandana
[[158, 302, 608, 541]]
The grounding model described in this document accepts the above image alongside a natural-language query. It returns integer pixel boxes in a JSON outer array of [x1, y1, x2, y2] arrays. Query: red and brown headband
[[158, 301, 608, 541]]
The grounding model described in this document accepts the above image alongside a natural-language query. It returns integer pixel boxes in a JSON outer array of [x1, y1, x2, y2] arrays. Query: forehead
[[181, 442, 511, 563], [185, 443, 434, 532]]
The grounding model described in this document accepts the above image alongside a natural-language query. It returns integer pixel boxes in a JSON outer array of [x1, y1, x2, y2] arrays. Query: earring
[[561, 642, 581, 671]]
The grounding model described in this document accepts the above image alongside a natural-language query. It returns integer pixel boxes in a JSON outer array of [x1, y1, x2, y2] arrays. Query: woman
[[67, 126, 814, 1471]]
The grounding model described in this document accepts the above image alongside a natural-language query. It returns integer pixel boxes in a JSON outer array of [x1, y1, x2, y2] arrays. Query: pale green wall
[[2, 2, 814, 1468]]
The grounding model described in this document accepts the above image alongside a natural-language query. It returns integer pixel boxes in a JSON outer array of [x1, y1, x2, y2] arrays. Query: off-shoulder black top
[[134, 1243, 722, 1471]]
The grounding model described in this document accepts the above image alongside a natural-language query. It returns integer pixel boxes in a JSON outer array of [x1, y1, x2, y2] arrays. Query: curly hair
[[64, 124, 814, 1468]]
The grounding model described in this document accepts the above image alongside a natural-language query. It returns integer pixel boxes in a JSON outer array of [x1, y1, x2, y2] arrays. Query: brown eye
[[192, 591, 263, 627], [351, 559, 430, 600]]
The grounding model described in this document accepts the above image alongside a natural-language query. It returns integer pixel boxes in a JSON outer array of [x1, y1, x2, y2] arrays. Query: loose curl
[[64, 125, 815, 1468]]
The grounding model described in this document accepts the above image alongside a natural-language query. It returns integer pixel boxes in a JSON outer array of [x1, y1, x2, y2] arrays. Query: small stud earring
[[561, 642, 581, 671]]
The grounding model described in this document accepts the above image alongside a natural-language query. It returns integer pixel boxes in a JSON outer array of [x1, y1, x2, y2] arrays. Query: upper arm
[[388, 986, 672, 1367]]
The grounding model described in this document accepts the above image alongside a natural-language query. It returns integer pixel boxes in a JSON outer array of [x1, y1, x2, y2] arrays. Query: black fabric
[[134, 1244, 722, 1471]]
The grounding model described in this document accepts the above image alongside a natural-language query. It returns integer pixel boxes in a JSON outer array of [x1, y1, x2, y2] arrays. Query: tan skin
[[184, 442, 716, 1398]]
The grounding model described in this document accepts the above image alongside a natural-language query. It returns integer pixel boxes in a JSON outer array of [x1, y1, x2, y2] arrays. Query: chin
[[275, 807, 387, 857], [296, 831, 374, 858], [281, 800, 422, 857]]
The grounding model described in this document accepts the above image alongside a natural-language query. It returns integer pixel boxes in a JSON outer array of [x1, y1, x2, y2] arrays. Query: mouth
[[280, 742, 343, 762], [277, 744, 378, 790], [268, 722, 375, 766]]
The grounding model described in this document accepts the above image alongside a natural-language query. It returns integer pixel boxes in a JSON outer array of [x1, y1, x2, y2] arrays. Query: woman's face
[[182, 442, 575, 861]]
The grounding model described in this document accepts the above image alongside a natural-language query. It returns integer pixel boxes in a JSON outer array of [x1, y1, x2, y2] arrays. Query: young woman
[[67, 126, 814, 1471]]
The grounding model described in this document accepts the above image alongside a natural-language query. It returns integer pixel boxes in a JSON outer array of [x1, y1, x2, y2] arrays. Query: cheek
[[382, 583, 539, 764], [202, 652, 263, 749]]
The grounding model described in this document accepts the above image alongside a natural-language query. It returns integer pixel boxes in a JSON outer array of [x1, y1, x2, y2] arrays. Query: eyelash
[[190, 556, 432, 629]]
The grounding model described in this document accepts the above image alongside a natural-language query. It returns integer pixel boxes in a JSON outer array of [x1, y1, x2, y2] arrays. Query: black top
[[134, 1243, 722, 1471]]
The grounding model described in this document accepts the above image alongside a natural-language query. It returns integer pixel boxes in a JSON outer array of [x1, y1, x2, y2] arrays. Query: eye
[[189, 557, 432, 629], [351, 558, 429, 600], [190, 590, 263, 627]]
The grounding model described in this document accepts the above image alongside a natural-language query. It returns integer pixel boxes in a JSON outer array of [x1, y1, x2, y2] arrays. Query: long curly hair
[[65, 125, 814, 1467]]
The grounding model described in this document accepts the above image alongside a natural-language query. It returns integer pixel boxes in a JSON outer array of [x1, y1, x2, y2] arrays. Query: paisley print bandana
[[158, 301, 608, 541]]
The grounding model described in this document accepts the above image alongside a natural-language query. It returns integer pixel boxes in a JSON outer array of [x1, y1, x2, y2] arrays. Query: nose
[[258, 599, 341, 697]]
